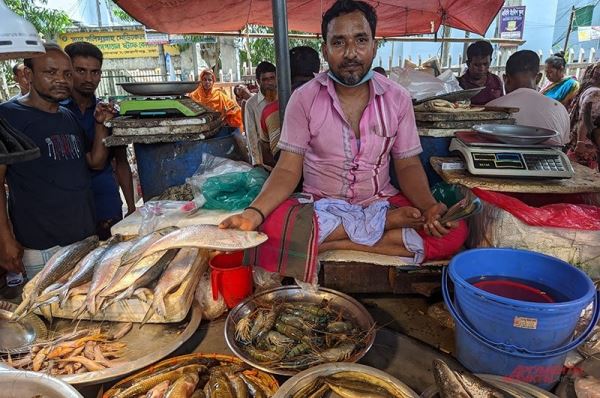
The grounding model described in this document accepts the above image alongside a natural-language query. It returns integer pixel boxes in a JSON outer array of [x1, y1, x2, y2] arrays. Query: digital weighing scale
[[119, 97, 208, 117], [449, 131, 574, 179]]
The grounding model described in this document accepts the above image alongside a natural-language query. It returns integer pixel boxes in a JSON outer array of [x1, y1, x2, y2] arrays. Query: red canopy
[[114, 0, 504, 37]]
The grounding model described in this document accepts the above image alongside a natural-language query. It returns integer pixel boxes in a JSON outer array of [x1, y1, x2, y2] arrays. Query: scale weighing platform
[[449, 131, 574, 179], [119, 97, 207, 117]]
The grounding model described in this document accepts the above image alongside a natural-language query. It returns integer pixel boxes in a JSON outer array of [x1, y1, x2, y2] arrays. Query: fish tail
[[72, 301, 89, 321], [140, 305, 155, 327], [11, 296, 31, 321], [86, 294, 96, 317], [58, 286, 70, 307]]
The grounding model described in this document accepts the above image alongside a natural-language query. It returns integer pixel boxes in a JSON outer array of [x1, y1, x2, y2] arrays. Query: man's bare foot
[[385, 207, 424, 230]]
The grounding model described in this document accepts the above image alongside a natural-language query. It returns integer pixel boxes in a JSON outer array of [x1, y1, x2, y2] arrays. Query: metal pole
[[564, 6, 576, 56], [272, 0, 291, 120], [96, 0, 103, 27]]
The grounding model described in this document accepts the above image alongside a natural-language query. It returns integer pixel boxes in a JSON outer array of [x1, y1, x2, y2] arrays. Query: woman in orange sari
[[188, 69, 243, 129]]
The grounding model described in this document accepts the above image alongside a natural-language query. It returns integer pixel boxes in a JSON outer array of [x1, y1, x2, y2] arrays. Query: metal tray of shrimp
[[57, 300, 201, 386], [273, 363, 419, 398], [224, 286, 376, 376]]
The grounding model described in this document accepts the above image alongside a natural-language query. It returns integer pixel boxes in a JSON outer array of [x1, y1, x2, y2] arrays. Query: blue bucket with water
[[443, 248, 599, 389]]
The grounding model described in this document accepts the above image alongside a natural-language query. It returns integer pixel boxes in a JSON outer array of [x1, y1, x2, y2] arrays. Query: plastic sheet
[[186, 153, 267, 210], [389, 67, 462, 101], [196, 271, 227, 321], [138, 200, 198, 235], [467, 188, 600, 279]]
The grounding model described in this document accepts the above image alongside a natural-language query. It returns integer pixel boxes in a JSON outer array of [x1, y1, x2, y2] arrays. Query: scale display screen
[[471, 152, 525, 169]]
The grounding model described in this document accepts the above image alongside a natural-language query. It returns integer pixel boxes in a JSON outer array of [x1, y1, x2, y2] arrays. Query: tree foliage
[[5, 0, 71, 40], [239, 25, 321, 69]]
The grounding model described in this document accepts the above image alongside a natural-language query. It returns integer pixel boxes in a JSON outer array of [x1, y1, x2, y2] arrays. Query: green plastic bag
[[431, 182, 463, 208], [202, 167, 268, 210]]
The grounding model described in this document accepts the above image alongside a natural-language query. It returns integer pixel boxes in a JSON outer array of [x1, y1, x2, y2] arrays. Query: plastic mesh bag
[[202, 167, 268, 210]]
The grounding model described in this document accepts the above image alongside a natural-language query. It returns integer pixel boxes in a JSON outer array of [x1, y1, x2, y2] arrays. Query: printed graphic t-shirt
[[0, 100, 96, 250]]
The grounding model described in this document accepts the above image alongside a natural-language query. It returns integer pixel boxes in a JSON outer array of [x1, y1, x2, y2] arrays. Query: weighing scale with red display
[[449, 129, 574, 179]]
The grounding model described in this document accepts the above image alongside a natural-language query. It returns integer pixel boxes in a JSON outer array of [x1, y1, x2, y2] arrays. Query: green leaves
[[5, 0, 71, 40]]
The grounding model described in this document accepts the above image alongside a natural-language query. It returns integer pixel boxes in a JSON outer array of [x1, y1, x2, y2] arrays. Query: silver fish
[[433, 359, 508, 398], [102, 250, 178, 309], [142, 248, 203, 324], [120, 227, 178, 266], [13, 235, 98, 319], [82, 240, 135, 316], [140, 224, 267, 258]]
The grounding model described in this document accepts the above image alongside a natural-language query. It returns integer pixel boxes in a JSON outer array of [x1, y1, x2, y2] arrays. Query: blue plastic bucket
[[448, 248, 597, 352], [443, 248, 599, 389]]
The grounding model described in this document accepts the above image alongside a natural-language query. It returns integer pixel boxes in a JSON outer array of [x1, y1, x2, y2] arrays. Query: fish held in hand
[[140, 225, 267, 258]]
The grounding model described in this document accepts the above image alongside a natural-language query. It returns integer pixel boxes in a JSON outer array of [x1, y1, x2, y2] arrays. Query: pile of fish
[[1, 324, 131, 375], [432, 359, 509, 397], [288, 370, 414, 397], [13, 225, 266, 322], [234, 300, 372, 371], [105, 356, 275, 398]]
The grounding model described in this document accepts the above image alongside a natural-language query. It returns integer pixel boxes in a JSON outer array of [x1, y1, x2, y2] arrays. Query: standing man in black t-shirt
[[0, 43, 115, 278]]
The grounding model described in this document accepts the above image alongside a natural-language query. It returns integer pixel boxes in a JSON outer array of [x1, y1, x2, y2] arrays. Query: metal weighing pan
[[225, 286, 376, 376], [0, 300, 47, 355], [0, 368, 83, 398], [274, 363, 419, 398], [413, 87, 485, 105], [47, 300, 202, 386], [473, 124, 559, 145], [118, 81, 200, 96]]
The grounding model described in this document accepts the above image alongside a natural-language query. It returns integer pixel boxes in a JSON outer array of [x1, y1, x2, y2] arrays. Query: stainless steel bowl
[[273, 363, 419, 398], [118, 81, 200, 96], [473, 124, 559, 145], [0, 369, 83, 398], [0, 300, 47, 355], [225, 286, 376, 376]]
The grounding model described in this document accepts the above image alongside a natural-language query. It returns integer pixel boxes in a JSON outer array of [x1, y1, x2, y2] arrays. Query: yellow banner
[[57, 30, 179, 59]]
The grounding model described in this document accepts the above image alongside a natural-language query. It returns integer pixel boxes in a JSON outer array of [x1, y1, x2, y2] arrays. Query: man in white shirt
[[487, 50, 570, 146], [244, 62, 277, 165]]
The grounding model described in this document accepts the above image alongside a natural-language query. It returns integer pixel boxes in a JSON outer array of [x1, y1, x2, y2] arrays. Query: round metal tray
[[273, 363, 419, 397], [473, 124, 559, 145], [0, 369, 83, 398], [118, 81, 200, 96], [420, 374, 559, 397], [54, 300, 202, 386], [225, 286, 376, 376], [0, 300, 47, 355]]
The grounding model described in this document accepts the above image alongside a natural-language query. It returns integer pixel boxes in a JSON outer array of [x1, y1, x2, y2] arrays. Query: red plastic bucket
[[210, 251, 253, 309]]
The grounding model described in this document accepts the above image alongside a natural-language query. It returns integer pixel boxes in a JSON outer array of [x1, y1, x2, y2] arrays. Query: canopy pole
[[272, 0, 291, 120]]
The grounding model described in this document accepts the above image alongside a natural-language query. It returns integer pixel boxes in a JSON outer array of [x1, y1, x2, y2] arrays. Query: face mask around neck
[[328, 69, 374, 88]]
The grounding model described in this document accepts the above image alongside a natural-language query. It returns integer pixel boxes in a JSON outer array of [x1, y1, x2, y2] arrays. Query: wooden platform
[[431, 156, 600, 194], [319, 250, 447, 296]]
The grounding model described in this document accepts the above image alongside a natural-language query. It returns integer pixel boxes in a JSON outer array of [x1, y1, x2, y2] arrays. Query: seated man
[[221, 0, 467, 281], [188, 69, 243, 129], [458, 41, 503, 105], [261, 46, 321, 165], [487, 50, 570, 146]]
